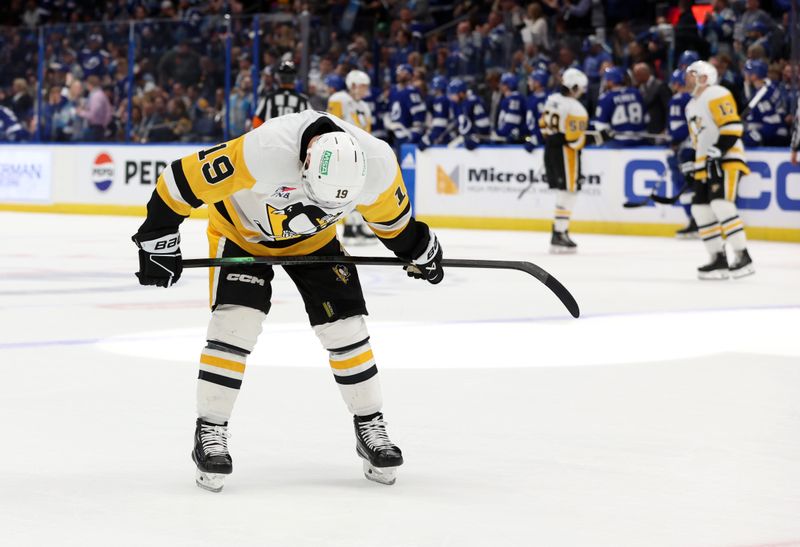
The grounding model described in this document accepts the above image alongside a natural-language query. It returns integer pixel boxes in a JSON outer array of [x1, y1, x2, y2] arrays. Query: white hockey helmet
[[302, 132, 367, 208], [561, 68, 588, 97], [686, 60, 718, 94], [346, 70, 371, 90]]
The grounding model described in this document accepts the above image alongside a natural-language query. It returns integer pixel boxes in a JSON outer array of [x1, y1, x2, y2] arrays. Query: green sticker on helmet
[[319, 150, 332, 175]]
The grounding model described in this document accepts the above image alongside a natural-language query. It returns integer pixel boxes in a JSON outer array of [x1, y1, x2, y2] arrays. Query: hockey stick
[[517, 165, 545, 199], [183, 255, 580, 318], [586, 130, 672, 143], [623, 177, 669, 208]]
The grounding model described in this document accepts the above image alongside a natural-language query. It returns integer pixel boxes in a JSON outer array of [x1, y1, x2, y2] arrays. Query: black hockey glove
[[403, 227, 444, 284], [417, 135, 431, 152], [705, 145, 723, 181], [132, 228, 182, 288], [524, 135, 538, 153]]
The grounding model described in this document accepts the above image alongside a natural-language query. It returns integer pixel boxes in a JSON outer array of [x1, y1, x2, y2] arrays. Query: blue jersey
[[595, 88, 647, 144], [525, 91, 547, 146], [365, 87, 387, 140], [388, 84, 426, 144], [425, 95, 451, 145], [0, 106, 28, 142], [495, 92, 525, 143], [79, 48, 110, 78], [745, 81, 789, 146], [667, 92, 691, 145], [453, 92, 490, 147]]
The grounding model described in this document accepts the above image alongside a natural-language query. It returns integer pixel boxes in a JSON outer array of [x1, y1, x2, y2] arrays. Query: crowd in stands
[[0, 0, 797, 146]]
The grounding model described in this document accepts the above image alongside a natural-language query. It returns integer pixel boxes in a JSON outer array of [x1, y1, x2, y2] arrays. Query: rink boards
[[407, 145, 800, 242], [0, 142, 798, 241]]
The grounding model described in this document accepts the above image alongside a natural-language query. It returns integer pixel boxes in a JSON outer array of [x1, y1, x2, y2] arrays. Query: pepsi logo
[[92, 152, 114, 191]]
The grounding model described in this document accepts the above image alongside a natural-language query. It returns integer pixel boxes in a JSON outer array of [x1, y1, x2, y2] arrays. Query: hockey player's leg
[[549, 146, 579, 254], [194, 304, 266, 492], [551, 189, 578, 253], [342, 212, 376, 246], [691, 203, 728, 279], [313, 315, 403, 485], [711, 168, 754, 278]]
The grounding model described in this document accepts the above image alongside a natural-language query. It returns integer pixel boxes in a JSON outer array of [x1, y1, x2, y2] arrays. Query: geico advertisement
[[74, 145, 202, 204], [415, 147, 800, 228]]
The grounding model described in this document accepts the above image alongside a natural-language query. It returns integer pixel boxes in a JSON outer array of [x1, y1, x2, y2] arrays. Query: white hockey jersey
[[327, 90, 372, 133], [539, 92, 589, 150], [686, 84, 749, 180], [154, 111, 410, 256]]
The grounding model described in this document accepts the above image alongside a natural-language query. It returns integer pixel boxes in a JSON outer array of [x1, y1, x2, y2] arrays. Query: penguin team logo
[[332, 264, 351, 285], [91, 152, 114, 191]]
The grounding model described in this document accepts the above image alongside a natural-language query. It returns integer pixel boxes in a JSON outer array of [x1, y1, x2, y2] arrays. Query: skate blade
[[698, 270, 729, 280], [675, 233, 698, 240], [362, 460, 398, 485], [195, 469, 226, 493], [730, 264, 755, 279], [549, 245, 577, 255]]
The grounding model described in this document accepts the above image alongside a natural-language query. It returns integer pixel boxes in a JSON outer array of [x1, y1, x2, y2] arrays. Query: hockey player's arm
[[356, 165, 443, 284], [133, 138, 257, 287], [565, 109, 589, 149], [409, 92, 427, 143], [709, 92, 743, 154], [327, 99, 344, 120]]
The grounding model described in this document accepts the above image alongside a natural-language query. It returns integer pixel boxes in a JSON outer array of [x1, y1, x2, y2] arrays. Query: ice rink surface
[[1, 211, 799, 547]]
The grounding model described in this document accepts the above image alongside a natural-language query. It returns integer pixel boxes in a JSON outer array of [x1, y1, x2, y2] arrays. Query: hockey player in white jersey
[[539, 68, 607, 253], [684, 60, 754, 279], [327, 70, 377, 245], [132, 111, 444, 491]]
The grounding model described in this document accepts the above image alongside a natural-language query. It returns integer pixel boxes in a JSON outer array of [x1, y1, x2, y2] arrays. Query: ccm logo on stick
[[226, 274, 266, 286]]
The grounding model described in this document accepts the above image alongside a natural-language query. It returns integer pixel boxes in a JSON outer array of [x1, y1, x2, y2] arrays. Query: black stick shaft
[[183, 255, 580, 318]]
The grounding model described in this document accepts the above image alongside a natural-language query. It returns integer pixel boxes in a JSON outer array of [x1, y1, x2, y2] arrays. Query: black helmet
[[277, 60, 297, 85]]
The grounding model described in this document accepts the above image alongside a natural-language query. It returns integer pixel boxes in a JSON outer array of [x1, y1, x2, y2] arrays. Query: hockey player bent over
[[539, 68, 602, 253], [132, 111, 444, 491], [684, 60, 754, 279], [327, 70, 376, 245]]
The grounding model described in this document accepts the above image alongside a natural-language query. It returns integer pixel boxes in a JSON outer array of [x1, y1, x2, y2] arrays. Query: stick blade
[[543, 274, 581, 318]]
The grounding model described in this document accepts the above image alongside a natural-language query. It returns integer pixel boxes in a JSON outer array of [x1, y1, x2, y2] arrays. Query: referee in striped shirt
[[252, 60, 310, 128]]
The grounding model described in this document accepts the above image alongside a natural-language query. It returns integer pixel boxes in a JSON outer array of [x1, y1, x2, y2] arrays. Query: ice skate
[[192, 418, 232, 493], [354, 412, 403, 485], [342, 223, 377, 246], [729, 249, 755, 279], [697, 252, 729, 280], [550, 228, 577, 254], [675, 218, 698, 239]]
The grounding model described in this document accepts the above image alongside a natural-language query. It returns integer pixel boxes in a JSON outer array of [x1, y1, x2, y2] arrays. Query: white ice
[[1, 211, 799, 547]]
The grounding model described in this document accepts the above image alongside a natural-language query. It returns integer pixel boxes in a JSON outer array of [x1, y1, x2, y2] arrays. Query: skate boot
[[191, 418, 232, 492], [697, 252, 729, 280], [354, 224, 377, 244], [550, 227, 577, 254], [729, 249, 755, 279], [354, 412, 403, 485], [675, 218, 698, 239]]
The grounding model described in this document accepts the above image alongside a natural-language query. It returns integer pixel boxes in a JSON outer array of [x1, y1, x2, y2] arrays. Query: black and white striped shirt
[[254, 89, 310, 126]]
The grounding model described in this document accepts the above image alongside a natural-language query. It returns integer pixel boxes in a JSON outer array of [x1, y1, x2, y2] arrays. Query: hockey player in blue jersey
[[594, 66, 647, 147], [79, 34, 110, 78], [743, 59, 790, 147], [0, 105, 29, 142], [524, 69, 549, 152], [677, 50, 700, 70], [418, 76, 451, 150], [447, 78, 490, 150], [388, 64, 426, 151], [666, 69, 698, 239], [494, 73, 526, 144]]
